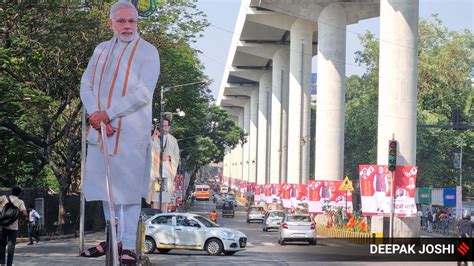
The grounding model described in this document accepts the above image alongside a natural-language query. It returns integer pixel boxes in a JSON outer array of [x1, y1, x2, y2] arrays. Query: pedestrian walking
[[441, 212, 449, 236], [27, 205, 41, 245], [457, 210, 472, 266], [0, 187, 28, 266], [427, 211, 433, 233]]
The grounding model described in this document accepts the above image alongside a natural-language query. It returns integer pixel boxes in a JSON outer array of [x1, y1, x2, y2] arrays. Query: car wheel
[[223, 251, 236, 256], [205, 238, 223, 256], [157, 248, 171, 254], [144, 236, 156, 254]]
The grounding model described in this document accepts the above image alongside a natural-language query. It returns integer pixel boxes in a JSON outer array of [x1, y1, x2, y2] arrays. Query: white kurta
[[80, 33, 160, 204], [143, 133, 180, 204]]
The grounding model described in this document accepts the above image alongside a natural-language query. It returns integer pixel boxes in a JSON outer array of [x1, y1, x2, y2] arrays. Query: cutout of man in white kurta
[[80, 2, 159, 259], [144, 119, 180, 210]]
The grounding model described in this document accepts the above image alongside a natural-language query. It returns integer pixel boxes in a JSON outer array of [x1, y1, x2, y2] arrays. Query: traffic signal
[[388, 140, 397, 171]]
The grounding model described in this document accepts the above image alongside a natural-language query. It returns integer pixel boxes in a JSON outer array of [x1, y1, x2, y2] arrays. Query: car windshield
[[250, 206, 264, 212], [194, 215, 220, 227], [287, 215, 311, 222], [268, 212, 284, 218], [223, 202, 233, 208]]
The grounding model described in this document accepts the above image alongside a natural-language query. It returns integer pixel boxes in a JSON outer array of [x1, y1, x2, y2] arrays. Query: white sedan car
[[278, 214, 317, 245], [144, 212, 247, 256]]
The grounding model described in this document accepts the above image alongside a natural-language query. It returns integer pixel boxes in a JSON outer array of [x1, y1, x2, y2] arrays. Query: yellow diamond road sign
[[339, 176, 354, 191]]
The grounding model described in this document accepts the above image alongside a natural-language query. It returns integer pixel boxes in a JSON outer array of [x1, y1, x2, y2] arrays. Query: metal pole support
[[105, 221, 113, 266], [136, 214, 150, 266]]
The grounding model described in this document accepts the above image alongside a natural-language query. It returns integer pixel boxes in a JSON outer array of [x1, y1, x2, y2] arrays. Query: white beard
[[114, 29, 135, 42]]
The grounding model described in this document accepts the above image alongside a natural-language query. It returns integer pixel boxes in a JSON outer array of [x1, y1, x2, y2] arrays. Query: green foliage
[[344, 15, 473, 197]]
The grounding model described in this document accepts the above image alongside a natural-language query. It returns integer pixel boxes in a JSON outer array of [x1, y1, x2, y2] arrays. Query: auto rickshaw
[[222, 201, 235, 218]]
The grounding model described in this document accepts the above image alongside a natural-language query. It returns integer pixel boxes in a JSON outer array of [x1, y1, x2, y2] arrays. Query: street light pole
[[159, 85, 165, 211]]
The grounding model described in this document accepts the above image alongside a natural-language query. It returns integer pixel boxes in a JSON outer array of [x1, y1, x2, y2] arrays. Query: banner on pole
[[359, 165, 417, 217]]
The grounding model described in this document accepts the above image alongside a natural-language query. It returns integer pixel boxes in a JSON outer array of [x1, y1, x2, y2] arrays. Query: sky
[[192, 0, 474, 101]]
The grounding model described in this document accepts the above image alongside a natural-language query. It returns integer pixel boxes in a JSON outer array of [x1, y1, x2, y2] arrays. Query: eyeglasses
[[114, 18, 137, 25]]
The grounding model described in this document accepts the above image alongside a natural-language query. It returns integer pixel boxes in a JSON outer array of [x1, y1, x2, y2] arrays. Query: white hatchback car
[[144, 213, 247, 256]]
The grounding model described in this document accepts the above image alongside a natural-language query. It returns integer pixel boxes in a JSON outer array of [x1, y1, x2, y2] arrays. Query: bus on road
[[195, 184, 211, 201]]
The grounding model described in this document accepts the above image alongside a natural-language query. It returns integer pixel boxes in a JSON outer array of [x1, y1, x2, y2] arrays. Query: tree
[[344, 15, 473, 197]]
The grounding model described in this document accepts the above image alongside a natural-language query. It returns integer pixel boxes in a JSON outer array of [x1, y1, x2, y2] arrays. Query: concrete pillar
[[288, 18, 313, 184], [281, 64, 290, 184], [377, 0, 419, 237], [315, 3, 347, 181], [243, 102, 251, 181], [257, 73, 271, 185], [270, 49, 290, 184], [238, 111, 244, 181], [249, 89, 258, 183]]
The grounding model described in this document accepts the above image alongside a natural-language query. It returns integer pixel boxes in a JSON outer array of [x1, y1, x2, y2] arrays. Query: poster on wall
[[281, 183, 292, 208], [393, 166, 418, 217], [264, 184, 273, 204], [359, 165, 417, 217], [307, 180, 353, 214], [359, 165, 392, 216]]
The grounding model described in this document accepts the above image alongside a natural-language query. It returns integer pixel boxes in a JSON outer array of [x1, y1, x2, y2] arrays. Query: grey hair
[[110, 1, 138, 19]]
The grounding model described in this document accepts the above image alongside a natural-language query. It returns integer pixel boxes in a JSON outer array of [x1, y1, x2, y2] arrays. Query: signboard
[[418, 188, 431, 204], [307, 180, 353, 214], [443, 188, 456, 206], [453, 153, 461, 168], [35, 198, 45, 227], [338, 176, 354, 191], [455, 186, 462, 219], [359, 165, 417, 217], [393, 166, 418, 217]]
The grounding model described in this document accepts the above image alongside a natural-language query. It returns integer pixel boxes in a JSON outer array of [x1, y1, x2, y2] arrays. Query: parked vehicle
[[222, 201, 235, 218], [262, 210, 285, 231], [246, 206, 265, 223], [278, 214, 316, 245], [144, 213, 247, 256]]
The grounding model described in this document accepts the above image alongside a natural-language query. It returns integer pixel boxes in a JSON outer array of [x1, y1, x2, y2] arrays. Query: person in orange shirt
[[210, 210, 218, 223]]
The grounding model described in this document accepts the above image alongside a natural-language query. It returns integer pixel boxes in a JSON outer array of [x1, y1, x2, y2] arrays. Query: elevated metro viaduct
[[218, 0, 419, 237]]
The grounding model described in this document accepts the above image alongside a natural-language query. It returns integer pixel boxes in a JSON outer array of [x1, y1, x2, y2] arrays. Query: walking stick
[[100, 122, 119, 266]]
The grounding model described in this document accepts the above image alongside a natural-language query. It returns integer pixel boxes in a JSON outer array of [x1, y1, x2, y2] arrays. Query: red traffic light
[[389, 141, 397, 148]]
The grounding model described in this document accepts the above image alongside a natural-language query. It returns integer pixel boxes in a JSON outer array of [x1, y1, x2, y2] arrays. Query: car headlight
[[222, 231, 236, 239]]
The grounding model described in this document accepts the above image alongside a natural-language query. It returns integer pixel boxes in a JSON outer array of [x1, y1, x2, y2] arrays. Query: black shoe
[[27, 243, 34, 245]]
